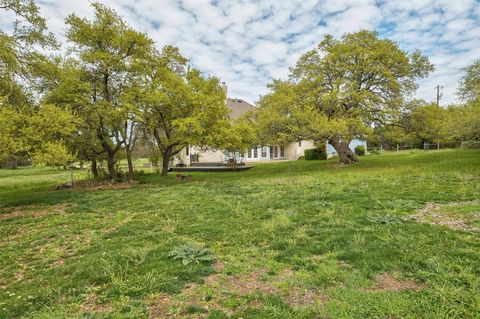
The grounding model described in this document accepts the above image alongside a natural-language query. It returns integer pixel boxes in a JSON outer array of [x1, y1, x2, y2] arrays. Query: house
[[174, 84, 364, 166]]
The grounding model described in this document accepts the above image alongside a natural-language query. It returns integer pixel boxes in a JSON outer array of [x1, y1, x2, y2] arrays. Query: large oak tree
[[256, 30, 434, 164]]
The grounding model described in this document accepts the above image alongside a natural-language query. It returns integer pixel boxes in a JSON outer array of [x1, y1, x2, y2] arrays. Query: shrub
[[304, 145, 327, 160], [167, 243, 216, 266], [354, 145, 366, 156]]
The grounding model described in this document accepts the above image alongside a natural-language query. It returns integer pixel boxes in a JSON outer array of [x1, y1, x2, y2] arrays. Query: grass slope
[[0, 150, 479, 318]]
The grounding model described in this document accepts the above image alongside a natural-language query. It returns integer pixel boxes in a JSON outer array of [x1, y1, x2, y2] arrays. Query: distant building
[[175, 83, 364, 166]]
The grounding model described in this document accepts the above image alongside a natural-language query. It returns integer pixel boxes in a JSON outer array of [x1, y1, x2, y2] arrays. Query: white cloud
[[1, 0, 478, 105]]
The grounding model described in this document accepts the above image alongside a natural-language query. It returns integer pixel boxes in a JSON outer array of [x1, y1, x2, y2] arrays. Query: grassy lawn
[[1, 150, 479, 318]]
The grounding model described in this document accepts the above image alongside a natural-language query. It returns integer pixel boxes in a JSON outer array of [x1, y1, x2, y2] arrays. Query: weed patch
[[409, 201, 480, 232]]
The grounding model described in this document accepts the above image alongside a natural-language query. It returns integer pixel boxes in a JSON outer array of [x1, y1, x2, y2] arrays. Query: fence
[[460, 140, 480, 149], [366, 140, 480, 155]]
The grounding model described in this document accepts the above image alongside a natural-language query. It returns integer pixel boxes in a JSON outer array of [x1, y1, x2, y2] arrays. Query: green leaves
[[255, 31, 433, 163], [458, 59, 480, 103], [167, 243, 216, 266], [141, 48, 230, 173]]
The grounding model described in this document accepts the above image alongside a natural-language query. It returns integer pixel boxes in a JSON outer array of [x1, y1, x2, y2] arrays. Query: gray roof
[[226, 98, 255, 119]]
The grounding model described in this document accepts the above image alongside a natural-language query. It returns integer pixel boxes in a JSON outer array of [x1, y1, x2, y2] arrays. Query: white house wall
[[284, 140, 315, 160], [174, 146, 224, 166], [174, 138, 350, 166]]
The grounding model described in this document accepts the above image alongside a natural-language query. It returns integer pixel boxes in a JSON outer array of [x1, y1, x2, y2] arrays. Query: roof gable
[[226, 98, 255, 119]]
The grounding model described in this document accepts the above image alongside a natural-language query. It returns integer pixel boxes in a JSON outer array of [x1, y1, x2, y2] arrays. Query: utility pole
[[435, 85, 443, 107]]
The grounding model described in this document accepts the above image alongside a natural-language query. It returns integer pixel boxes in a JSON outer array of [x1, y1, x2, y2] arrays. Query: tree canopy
[[255, 30, 434, 164], [0, 0, 75, 168], [141, 47, 231, 175], [63, 2, 153, 179], [458, 59, 480, 103]]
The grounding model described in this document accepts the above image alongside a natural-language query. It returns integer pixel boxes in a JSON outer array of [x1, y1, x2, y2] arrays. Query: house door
[[261, 146, 269, 160]]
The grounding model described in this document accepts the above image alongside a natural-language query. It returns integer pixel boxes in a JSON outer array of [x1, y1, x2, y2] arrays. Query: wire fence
[[366, 140, 480, 155]]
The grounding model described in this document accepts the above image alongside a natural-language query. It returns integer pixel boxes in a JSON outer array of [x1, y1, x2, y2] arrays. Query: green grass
[[1, 150, 479, 318]]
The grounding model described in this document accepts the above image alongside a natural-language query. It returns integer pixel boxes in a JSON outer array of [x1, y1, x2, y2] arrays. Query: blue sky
[[7, 0, 480, 104]]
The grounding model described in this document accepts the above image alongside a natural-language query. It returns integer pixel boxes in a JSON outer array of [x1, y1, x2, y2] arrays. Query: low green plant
[[167, 243, 216, 266], [304, 146, 327, 160], [185, 304, 208, 314], [354, 145, 366, 156]]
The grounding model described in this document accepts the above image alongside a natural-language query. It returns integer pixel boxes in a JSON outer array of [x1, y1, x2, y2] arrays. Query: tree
[[0, 102, 76, 166], [41, 58, 105, 177], [0, 0, 76, 167], [0, 0, 56, 78], [458, 59, 480, 103], [406, 102, 449, 143], [141, 46, 230, 176], [257, 30, 433, 164], [452, 60, 480, 143], [64, 2, 152, 180], [218, 119, 256, 165], [443, 102, 480, 142]]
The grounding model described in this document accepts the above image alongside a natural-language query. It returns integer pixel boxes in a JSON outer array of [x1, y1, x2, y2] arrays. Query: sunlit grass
[[0, 149, 479, 318]]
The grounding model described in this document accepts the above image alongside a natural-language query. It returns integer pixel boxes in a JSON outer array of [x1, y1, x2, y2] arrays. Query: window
[[186, 145, 189, 156], [247, 149, 252, 158], [298, 140, 302, 147], [253, 147, 258, 158], [274, 146, 278, 158], [280, 146, 285, 157], [261, 146, 267, 158]]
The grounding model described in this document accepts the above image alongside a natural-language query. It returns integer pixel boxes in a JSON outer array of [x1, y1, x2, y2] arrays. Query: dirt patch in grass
[[52, 259, 65, 268], [80, 293, 114, 314], [409, 202, 480, 232], [74, 180, 138, 191], [146, 293, 177, 318], [146, 263, 325, 318], [0, 204, 67, 220], [365, 273, 424, 292]]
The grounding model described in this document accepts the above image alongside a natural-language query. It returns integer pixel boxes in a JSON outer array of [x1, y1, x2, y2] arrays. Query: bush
[[167, 243, 216, 266], [354, 145, 366, 156], [304, 145, 327, 160]]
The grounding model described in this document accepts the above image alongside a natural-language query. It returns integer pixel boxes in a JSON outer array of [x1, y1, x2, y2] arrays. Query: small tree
[[219, 120, 256, 166], [64, 2, 152, 180], [141, 47, 230, 176]]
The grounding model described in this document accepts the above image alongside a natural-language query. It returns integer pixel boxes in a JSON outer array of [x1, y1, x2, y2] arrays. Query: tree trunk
[[329, 136, 358, 164], [91, 158, 99, 178], [106, 152, 118, 181], [161, 150, 171, 176], [126, 147, 134, 180], [11, 156, 18, 169]]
